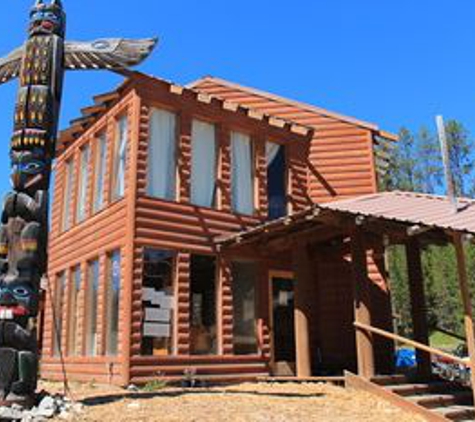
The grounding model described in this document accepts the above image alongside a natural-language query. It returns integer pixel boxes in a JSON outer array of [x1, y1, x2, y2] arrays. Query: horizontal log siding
[[191, 80, 378, 203], [42, 93, 136, 385], [193, 79, 393, 373]]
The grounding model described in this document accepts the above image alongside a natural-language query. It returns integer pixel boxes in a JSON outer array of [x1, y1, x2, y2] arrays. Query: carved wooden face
[[29, 2, 65, 37], [10, 149, 50, 193], [0, 280, 38, 320]]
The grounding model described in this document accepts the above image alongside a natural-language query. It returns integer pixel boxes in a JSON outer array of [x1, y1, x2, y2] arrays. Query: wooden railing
[[354, 321, 470, 367]]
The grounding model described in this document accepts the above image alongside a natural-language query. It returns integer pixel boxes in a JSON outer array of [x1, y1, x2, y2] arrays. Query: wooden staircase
[[345, 372, 475, 421]]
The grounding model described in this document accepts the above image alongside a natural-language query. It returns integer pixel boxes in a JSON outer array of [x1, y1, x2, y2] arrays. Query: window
[[231, 132, 254, 215], [67, 266, 81, 356], [266, 143, 287, 220], [52, 272, 66, 357], [84, 259, 99, 356], [76, 145, 90, 223], [111, 116, 128, 201], [190, 255, 217, 355], [93, 133, 107, 213], [61, 159, 74, 232], [147, 108, 177, 200], [141, 249, 175, 356], [191, 120, 216, 207], [105, 250, 121, 355], [232, 262, 259, 355]]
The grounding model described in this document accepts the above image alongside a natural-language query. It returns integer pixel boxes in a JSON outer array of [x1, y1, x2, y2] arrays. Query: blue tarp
[[395, 348, 416, 368]]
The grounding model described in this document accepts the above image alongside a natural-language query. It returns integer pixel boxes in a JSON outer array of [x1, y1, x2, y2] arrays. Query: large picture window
[[105, 250, 121, 355], [231, 132, 254, 215], [191, 120, 216, 207], [141, 249, 175, 356], [67, 266, 81, 356], [93, 133, 107, 213], [266, 142, 287, 220], [190, 255, 217, 355], [232, 262, 259, 355], [84, 259, 99, 356], [111, 116, 128, 201], [61, 159, 74, 232], [147, 108, 177, 200], [76, 145, 90, 223], [52, 272, 66, 357]]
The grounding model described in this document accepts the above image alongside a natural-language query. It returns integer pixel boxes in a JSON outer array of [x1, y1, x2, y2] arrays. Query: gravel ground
[[40, 380, 424, 422]]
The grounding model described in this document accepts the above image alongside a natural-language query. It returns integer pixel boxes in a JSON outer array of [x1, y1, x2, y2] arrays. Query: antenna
[[436, 115, 458, 213]]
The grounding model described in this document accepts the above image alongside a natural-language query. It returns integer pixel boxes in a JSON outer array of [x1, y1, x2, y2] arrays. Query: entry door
[[271, 276, 296, 376]]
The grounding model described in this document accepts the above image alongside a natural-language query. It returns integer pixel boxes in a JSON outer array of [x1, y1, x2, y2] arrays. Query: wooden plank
[[405, 238, 432, 379], [354, 321, 468, 366], [350, 228, 375, 378]]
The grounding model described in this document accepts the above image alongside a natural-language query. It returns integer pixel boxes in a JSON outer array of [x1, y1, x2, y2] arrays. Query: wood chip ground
[[41, 380, 424, 421]]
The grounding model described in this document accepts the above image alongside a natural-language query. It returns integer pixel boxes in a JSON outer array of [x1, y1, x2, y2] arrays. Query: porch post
[[452, 233, 475, 403], [350, 227, 375, 378], [405, 238, 432, 379], [292, 241, 313, 377]]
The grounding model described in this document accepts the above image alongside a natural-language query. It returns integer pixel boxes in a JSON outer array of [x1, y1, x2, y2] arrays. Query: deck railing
[[354, 321, 469, 367]]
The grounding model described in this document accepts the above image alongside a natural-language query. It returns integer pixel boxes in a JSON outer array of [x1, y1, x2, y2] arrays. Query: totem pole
[[0, 0, 156, 406]]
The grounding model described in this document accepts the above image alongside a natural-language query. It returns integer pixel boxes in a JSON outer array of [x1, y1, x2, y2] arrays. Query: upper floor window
[[76, 144, 90, 223], [191, 120, 216, 207], [93, 133, 107, 213], [266, 143, 287, 220], [231, 131, 254, 215], [61, 159, 74, 232], [147, 108, 177, 200], [111, 116, 128, 201]]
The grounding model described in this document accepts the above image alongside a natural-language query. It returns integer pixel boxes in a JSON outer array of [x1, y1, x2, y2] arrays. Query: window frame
[[61, 159, 74, 232]]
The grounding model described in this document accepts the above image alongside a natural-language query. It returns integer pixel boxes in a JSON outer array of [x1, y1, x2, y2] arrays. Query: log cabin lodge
[[40, 72, 399, 385]]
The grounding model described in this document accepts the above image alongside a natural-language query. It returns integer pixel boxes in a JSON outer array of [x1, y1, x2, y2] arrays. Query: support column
[[453, 233, 475, 403], [405, 239, 431, 379], [350, 227, 375, 379], [292, 242, 313, 377]]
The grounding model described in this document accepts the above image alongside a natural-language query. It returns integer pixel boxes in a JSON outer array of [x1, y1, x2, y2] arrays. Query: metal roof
[[218, 191, 475, 248]]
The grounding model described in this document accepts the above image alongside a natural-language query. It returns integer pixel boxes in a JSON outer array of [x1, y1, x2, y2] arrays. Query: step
[[433, 405, 475, 421], [389, 381, 463, 397], [371, 374, 408, 386], [407, 392, 473, 409]]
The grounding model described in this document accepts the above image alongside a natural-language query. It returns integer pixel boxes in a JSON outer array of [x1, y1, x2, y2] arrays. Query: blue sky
[[0, 0, 474, 197]]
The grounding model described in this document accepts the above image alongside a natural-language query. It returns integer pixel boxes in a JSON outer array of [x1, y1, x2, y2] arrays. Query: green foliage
[[141, 379, 167, 392], [385, 120, 475, 339]]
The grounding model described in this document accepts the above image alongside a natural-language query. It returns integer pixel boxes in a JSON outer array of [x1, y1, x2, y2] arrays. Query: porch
[[218, 191, 475, 420]]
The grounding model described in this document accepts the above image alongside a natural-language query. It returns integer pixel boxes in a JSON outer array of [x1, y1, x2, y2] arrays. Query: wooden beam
[[452, 232, 475, 404], [350, 227, 375, 378], [405, 239, 431, 379], [292, 242, 313, 377]]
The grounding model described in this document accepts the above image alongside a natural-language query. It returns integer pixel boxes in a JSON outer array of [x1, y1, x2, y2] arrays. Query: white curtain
[[231, 132, 254, 215], [191, 120, 216, 207], [93, 134, 107, 212], [77, 145, 90, 222], [114, 116, 128, 199], [266, 142, 281, 167], [147, 109, 177, 200]]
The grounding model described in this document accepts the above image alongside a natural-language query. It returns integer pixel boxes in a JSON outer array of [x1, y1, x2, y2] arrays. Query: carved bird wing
[[0, 46, 24, 85], [64, 38, 157, 71]]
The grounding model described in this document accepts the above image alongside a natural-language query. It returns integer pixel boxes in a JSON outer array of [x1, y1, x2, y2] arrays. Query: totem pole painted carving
[[0, 0, 156, 405]]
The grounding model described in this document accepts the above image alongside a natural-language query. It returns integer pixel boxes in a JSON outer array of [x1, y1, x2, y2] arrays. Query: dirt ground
[[40, 380, 424, 422]]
